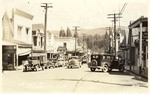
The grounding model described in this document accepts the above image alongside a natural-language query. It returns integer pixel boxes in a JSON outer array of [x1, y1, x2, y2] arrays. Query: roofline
[[128, 16, 148, 29], [14, 8, 34, 20]]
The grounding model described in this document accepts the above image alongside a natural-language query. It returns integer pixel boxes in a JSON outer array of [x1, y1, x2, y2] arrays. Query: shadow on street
[[53, 78, 148, 88]]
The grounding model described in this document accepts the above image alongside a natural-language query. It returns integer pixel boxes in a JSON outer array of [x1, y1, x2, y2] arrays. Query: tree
[[66, 27, 72, 37], [59, 29, 63, 37], [74, 31, 78, 38], [62, 30, 66, 37], [103, 31, 110, 53], [59, 28, 66, 37]]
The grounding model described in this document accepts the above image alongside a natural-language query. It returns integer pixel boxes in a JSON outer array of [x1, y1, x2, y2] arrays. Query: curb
[[125, 70, 148, 82]]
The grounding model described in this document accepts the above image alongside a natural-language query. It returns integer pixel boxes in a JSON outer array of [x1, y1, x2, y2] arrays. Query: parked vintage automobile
[[88, 53, 124, 72], [57, 59, 66, 67], [23, 56, 45, 72], [81, 56, 88, 64], [67, 56, 81, 68], [44, 60, 55, 69]]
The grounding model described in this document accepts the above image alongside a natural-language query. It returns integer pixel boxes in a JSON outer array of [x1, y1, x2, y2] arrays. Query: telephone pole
[[107, 13, 122, 58], [107, 3, 127, 58], [41, 3, 53, 61], [82, 34, 86, 53], [73, 26, 80, 56]]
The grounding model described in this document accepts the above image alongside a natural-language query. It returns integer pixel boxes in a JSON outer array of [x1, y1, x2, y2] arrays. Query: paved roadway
[[2, 64, 148, 94]]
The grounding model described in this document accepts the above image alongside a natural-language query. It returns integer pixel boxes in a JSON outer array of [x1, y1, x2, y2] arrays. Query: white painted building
[[2, 8, 33, 70], [32, 24, 44, 51], [53, 36, 77, 53], [47, 34, 77, 53], [12, 8, 33, 44]]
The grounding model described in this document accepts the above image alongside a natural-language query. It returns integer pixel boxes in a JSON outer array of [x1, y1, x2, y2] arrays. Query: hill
[[48, 26, 127, 36], [49, 28, 107, 36]]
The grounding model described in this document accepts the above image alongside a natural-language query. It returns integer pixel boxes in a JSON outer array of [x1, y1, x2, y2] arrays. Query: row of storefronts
[[120, 16, 148, 78], [2, 8, 33, 70], [2, 8, 84, 71]]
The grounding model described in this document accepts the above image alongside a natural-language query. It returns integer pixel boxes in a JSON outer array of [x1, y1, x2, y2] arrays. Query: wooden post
[[114, 13, 116, 58], [129, 26, 132, 71], [139, 22, 143, 68], [16, 45, 18, 71]]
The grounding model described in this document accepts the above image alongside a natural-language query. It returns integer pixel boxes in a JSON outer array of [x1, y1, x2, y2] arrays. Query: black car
[[23, 56, 45, 72], [88, 53, 124, 72], [81, 56, 88, 64]]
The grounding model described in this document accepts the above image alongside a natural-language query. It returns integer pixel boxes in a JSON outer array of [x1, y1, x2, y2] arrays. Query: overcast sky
[[0, 0, 148, 30]]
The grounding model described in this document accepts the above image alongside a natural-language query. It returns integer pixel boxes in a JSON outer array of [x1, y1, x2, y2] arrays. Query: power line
[[73, 26, 80, 56], [107, 3, 127, 58]]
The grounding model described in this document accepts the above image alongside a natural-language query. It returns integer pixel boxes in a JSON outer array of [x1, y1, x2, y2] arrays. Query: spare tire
[[92, 60, 97, 66]]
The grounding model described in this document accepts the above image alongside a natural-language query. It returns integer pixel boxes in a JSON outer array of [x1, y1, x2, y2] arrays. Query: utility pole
[[41, 3, 53, 61], [73, 26, 80, 56], [106, 27, 112, 54], [107, 3, 127, 58], [82, 34, 86, 53], [107, 13, 122, 58]]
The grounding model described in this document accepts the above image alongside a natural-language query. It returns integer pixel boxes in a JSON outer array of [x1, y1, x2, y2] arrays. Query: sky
[[0, 0, 149, 31]]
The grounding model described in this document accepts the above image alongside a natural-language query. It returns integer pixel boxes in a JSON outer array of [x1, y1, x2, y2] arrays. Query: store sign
[[142, 39, 148, 46], [142, 32, 148, 39], [32, 53, 46, 56]]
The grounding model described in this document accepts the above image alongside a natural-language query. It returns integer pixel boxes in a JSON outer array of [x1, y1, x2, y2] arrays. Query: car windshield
[[102, 55, 111, 60], [28, 57, 39, 60], [69, 56, 78, 59]]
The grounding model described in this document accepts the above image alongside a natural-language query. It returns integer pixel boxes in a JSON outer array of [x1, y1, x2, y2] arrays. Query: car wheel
[[23, 66, 27, 72], [32, 68, 34, 71], [103, 65, 108, 72], [119, 65, 124, 72], [42, 66, 44, 70], [35, 66, 38, 71], [108, 68, 112, 72], [90, 68, 96, 72]]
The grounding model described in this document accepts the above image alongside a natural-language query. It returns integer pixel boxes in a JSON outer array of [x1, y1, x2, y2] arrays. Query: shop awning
[[18, 50, 31, 56], [2, 39, 17, 45], [18, 48, 31, 56], [3, 38, 32, 48]]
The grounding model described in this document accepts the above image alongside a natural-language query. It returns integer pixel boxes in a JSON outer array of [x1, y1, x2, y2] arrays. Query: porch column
[[129, 27, 132, 71], [139, 22, 143, 68], [16, 45, 18, 71]]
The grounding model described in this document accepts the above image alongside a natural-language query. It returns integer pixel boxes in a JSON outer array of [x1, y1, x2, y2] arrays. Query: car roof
[[69, 56, 78, 58], [92, 53, 114, 56], [28, 56, 41, 58]]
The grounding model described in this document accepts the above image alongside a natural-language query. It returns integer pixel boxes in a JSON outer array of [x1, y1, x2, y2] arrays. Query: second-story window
[[33, 36, 37, 46], [32, 31, 36, 35], [41, 37, 43, 48], [18, 26, 22, 37], [26, 28, 29, 34], [64, 43, 67, 48]]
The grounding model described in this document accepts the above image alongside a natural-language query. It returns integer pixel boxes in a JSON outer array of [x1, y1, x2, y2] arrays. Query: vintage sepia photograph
[[0, 0, 149, 94]]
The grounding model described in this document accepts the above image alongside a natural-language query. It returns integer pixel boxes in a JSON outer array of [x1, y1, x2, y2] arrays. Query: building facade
[[2, 8, 33, 70], [127, 16, 148, 78]]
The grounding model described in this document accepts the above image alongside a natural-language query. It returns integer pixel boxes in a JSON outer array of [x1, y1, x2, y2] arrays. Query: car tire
[[119, 65, 124, 72], [35, 66, 38, 71], [92, 60, 97, 66], [42, 66, 44, 70], [108, 68, 112, 72], [23, 66, 27, 72], [90, 68, 96, 72], [103, 64, 108, 73]]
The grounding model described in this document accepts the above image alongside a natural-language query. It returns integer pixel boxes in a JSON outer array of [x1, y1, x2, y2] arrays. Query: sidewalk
[[125, 70, 148, 82]]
